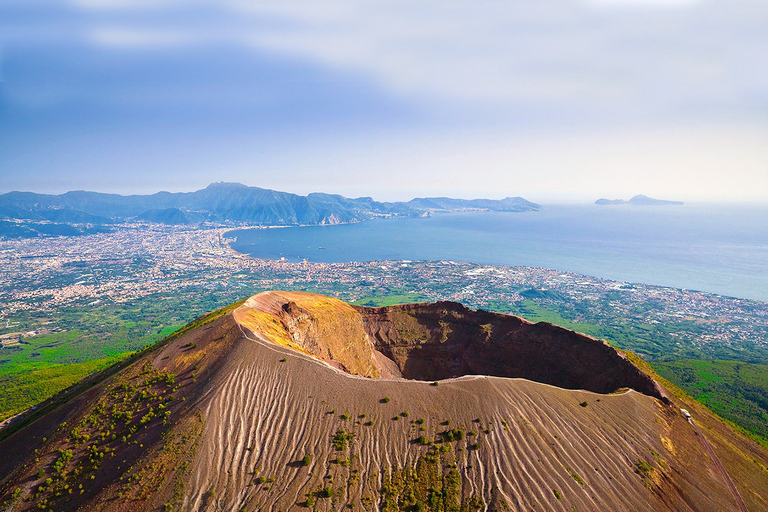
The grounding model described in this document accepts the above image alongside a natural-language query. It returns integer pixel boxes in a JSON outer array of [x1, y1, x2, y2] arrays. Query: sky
[[1, 0, 767, 202]]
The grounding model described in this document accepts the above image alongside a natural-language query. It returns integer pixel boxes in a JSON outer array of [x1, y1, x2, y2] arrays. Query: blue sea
[[227, 203, 768, 302]]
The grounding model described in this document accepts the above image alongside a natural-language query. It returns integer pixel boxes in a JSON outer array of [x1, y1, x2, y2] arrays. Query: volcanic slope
[[2, 291, 768, 511]]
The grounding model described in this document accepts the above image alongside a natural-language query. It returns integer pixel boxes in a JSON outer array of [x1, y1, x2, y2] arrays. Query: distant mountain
[[135, 208, 203, 225], [0, 220, 113, 238], [0, 183, 539, 235], [407, 195, 538, 212], [596, 194, 683, 206]]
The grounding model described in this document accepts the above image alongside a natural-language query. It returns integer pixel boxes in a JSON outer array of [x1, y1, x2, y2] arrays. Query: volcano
[[1, 290, 766, 511]]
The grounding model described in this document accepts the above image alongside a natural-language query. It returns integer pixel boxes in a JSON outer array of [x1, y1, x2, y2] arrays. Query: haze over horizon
[[2, 0, 767, 202], [1, 181, 763, 207]]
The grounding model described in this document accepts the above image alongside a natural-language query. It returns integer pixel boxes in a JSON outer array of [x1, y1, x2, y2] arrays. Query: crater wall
[[355, 301, 667, 399], [236, 291, 666, 399]]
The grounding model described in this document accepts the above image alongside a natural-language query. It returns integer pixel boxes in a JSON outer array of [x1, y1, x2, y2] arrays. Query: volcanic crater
[[237, 291, 666, 400], [2, 290, 766, 512]]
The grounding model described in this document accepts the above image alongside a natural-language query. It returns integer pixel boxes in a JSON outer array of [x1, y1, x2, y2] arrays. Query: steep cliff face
[[1, 291, 766, 512], [354, 301, 667, 399], [234, 291, 383, 378]]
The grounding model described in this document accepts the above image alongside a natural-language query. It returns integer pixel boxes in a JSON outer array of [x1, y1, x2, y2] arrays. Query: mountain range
[[0, 183, 539, 234]]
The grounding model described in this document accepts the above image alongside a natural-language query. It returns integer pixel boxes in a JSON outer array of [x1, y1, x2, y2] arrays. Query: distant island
[[595, 194, 684, 206], [0, 182, 538, 238]]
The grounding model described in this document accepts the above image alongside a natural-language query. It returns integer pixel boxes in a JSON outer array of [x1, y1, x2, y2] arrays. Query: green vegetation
[[501, 298, 768, 364], [352, 292, 430, 308], [0, 298, 240, 447], [380, 444, 484, 512], [653, 359, 768, 442], [352, 284, 766, 445], [6, 229, 767, 508], [437, 428, 465, 443], [635, 459, 654, 478], [0, 295, 220, 422], [332, 429, 354, 451], [566, 466, 585, 486], [503, 300, 599, 337], [0, 355, 124, 420], [485, 298, 768, 443], [650, 449, 666, 469], [0, 295, 242, 423], [15, 362, 191, 510]]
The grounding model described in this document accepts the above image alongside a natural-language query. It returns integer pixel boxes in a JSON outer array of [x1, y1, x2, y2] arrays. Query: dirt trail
[[688, 415, 749, 512]]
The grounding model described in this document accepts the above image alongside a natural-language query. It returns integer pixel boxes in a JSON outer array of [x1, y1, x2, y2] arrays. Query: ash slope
[[1, 291, 767, 512]]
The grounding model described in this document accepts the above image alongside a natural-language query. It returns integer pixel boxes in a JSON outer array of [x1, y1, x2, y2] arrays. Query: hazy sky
[[1, 0, 767, 201]]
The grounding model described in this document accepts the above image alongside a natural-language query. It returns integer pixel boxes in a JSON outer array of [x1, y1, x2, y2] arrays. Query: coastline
[[224, 205, 768, 302]]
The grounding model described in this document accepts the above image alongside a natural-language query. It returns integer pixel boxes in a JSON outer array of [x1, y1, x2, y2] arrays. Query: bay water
[[227, 203, 768, 302]]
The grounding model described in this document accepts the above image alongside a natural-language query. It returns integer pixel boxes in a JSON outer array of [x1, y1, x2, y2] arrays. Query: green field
[[654, 359, 768, 443], [353, 292, 432, 307], [0, 296, 208, 421], [490, 299, 604, 338], [501, 298, 768, 363], [0, 356, 124, 421]]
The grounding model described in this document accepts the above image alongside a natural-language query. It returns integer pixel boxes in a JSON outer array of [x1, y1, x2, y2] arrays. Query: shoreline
[[223, 208, 768, 303]]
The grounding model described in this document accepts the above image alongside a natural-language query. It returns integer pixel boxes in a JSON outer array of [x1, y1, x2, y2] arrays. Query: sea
[[227, 203, 768, 302]]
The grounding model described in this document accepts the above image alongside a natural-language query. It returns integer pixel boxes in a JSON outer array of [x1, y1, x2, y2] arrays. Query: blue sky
[[1, 0, 767, 201]]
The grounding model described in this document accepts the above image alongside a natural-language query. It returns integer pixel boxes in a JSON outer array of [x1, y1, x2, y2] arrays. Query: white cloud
[[50, 0, 768, 123], [4, 0, 767, 201]]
